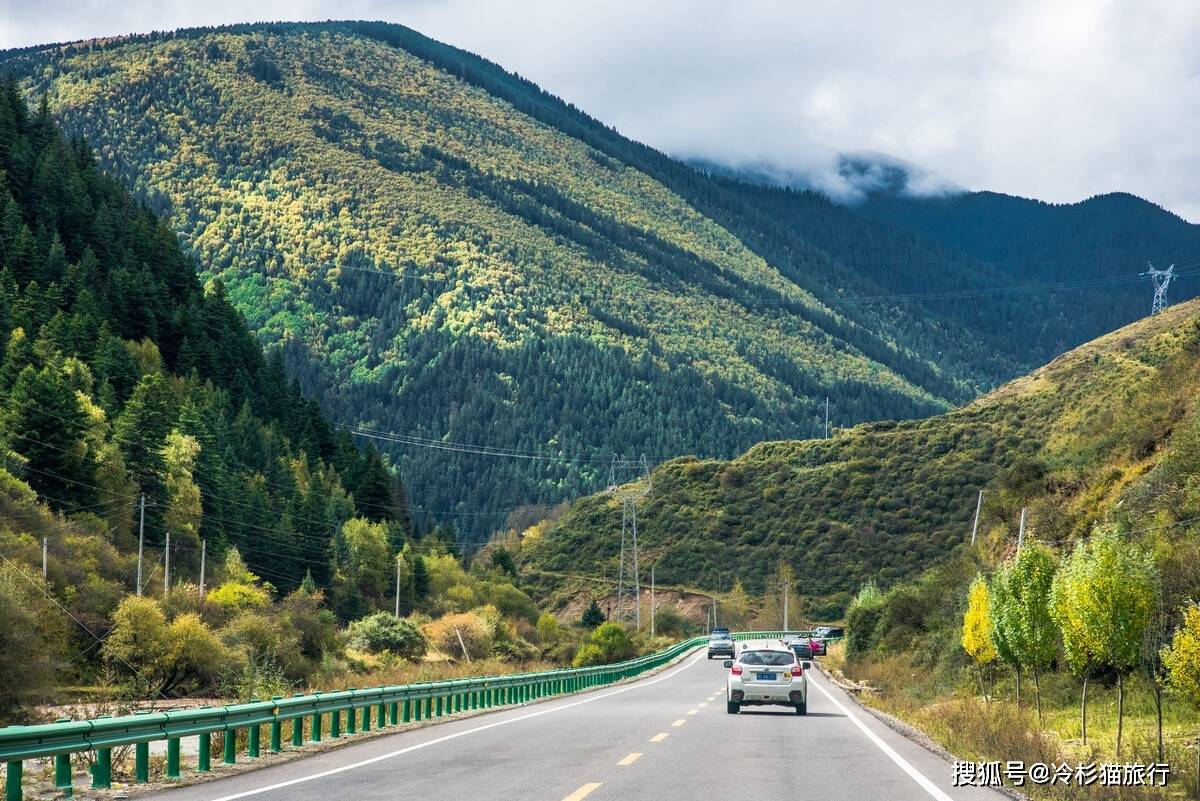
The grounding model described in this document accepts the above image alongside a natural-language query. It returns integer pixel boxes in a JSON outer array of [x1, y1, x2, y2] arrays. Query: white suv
[[724, 647, 809, 715]]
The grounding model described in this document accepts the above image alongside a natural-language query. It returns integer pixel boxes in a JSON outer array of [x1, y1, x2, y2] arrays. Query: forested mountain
[[0, 80, 412, 625], [3, 22, 1197, 540], [0, 23, 1006, 538], [692, 157, 1200, 372], [856, 190, 1200, 362], [521, 298, 1200, 618]]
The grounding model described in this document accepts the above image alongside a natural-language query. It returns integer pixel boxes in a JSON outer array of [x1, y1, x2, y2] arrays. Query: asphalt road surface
[[143, 641, 1007, 801]]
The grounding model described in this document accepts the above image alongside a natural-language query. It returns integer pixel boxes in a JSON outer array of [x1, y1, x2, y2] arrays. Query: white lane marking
[[808, 675, 954, 801], [207, 650, 706, 801]]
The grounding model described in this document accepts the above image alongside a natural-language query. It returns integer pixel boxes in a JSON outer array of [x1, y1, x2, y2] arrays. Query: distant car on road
[[812, 626, 844, 639], [807, 637, 827, 657], [724, 646, 810, 715], [707, 632, 735, 659], [788, 638, 813, 659]]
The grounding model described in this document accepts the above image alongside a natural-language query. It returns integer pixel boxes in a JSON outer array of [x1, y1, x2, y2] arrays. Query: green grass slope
[[522, 299, 1200, 613]]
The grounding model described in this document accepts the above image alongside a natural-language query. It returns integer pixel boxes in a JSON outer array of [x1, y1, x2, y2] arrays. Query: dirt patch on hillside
[[555, 587, 714, 624]]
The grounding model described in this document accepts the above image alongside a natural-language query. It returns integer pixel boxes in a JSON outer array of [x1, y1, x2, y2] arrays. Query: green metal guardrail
[[0, 634, 711, 800], [0, 630, 839, 799]]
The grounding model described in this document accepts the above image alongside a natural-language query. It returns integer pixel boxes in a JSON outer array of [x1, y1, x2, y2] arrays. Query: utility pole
[[400, 556, 410, 618], [1017, 507, 1027, 552], [611, 455, 651, 628], [1141, 262, 1176, 315], [970, 490, 984, 545], [42, 537, 47, 578], [783, 578, 789, 631], [136, 494, 145, 596], [163, 530, 170, 596], [199, 539, 207, 600], [649, 565, 655, 637]]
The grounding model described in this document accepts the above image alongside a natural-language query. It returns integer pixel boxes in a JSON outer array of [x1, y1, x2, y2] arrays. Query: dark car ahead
[[707, 633, 735, 659], [790, 639, 813, 659]]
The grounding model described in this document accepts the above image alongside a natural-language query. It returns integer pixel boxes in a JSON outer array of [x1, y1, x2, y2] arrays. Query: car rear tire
[[795, 700, 807, 715], [707, 654, 712, 660], [726, 701, 740, 714]]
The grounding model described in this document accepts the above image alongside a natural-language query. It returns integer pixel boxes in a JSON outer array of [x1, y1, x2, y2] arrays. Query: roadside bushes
[[102, 596, 229, 696], [347, 612, 426, 660], [572, 622, 635, 667], [845, 581, 885, 657], [423, 611, 495, 660]]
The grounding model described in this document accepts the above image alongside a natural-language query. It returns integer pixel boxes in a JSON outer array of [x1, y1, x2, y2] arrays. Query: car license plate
[[755, 672, 776, 681]]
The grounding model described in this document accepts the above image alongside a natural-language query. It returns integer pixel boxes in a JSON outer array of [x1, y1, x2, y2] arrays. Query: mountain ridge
[[3, 20, 1197, 537]]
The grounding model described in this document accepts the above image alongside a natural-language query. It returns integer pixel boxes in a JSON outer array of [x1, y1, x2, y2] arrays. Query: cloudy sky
[[3, 0, 1199, 220]]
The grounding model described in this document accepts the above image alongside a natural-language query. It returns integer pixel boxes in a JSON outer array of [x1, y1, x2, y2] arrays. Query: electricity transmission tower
[[609, 455, 651, 628], [1141, 262, 1175, 315]]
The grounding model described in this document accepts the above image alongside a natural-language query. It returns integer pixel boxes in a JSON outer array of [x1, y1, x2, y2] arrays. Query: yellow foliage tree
[[1163, 604, 1200, 709], [961, 574, 997, 700]]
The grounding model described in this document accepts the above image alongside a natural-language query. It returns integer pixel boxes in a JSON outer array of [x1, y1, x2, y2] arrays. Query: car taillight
[[791, 665, 803, 677], [730, 664, 743, 676]]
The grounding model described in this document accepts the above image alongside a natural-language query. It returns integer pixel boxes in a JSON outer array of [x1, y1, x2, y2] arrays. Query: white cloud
[[2, 0, 1198, 219]]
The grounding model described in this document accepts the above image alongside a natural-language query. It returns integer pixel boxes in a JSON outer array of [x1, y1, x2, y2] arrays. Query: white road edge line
[[809, 675, 954, 801], [205, 650, 707, 801]]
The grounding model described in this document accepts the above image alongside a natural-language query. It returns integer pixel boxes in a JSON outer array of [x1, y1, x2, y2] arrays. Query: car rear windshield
[[739, 651, 795, 667], [710, 635, 731, 642]]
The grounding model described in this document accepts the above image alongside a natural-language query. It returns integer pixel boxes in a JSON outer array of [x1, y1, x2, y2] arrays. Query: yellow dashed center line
[[650, 733, 668, 742], [618, 752, 643, 766], [561, 783, 603, 801], [671, 719, 686, 727], [687, 709, 698, 715], [699, 702, 708, 707]]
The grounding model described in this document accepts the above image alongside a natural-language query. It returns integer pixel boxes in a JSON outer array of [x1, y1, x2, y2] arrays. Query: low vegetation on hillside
[[828, 304, 1200, 797], [524, 300, 1200, 618]]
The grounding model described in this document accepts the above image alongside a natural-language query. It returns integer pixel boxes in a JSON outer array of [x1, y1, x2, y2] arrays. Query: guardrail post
[[135, 741, 149, 783], [167, 736, 181, 778], [291, 715, 303, 747], [54, 752, 72, 797], [360, 705, 370, 731], [247, 723, 260, 758], [270, 698, 282, 752], [5, 760, 21, 801], [312, 708, 322, 742], [331, 709, 342, 738], [402, 698, 412, 723], [389, 701, 399, 726], [198, 733, 211, 772], [435, 695, 443, 718], [377, 700, 387, 728], [223, 729, 237, 764], [92, 746, 112, 789], [345, 703, 356, 735]]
